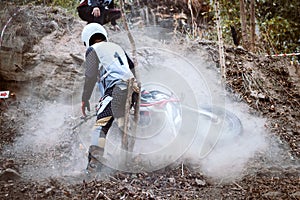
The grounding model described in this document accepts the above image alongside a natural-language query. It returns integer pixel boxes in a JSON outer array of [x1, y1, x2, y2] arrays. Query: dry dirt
[[0, 3, 299, 200]]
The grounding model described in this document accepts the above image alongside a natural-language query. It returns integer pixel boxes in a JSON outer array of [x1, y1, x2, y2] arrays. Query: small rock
[[168, 177, 175, 183], [270, 105, 275, 111], [45, 187, 53, 194], [195, 178, 206, 186], [262, 191, 282, 197], [290, 191, 300, 198]]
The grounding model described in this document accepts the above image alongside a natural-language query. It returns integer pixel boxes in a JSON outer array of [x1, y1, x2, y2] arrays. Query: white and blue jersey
[[82, 41, 135, 102]]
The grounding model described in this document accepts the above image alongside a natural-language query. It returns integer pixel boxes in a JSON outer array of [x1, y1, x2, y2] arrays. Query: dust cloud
[[188, 102, 269, 180], [8, 100, 89, 179], [82, 27, 271, 179], [5, 26, 277, 181]]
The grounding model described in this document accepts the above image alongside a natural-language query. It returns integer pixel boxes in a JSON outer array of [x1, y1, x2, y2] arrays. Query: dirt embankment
[[0, 3, 299, 200], [0, 5, 86, 152], [223, 47, 300, 158]]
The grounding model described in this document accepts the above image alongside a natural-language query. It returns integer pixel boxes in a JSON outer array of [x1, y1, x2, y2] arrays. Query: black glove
[[81, 100, 90, 118]]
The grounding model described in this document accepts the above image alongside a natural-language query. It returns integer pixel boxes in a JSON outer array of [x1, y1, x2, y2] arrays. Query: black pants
[[77, 5, 121, 26], [95, 85, 128, 135], [96, 85, 138, 136]]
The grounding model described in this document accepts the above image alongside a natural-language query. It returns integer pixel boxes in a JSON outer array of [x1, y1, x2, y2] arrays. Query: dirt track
[[0, 4, 299, 200]]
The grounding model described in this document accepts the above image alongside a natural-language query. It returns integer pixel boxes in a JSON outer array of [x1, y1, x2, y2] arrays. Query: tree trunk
[[119, 0, 140, 158], [188, 0, 196, 38], [250, 0, 255, 51], [214, 0, 226, 80], [239, 0, 248, 49]]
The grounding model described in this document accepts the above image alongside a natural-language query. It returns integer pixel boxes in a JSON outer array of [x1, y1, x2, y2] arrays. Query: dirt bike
[[73, 87, 243, 148], [137, 88, 243, 147], [139, 89, 243, 133], [73, 86, 243, 173]]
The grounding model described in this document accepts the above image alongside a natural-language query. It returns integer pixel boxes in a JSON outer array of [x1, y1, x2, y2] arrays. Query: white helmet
[[81, 23, 108, 47]]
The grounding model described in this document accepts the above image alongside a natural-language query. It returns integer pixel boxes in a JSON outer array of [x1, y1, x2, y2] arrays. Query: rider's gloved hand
[[81, 100, 90, 118], [132, 80, 140, 93]]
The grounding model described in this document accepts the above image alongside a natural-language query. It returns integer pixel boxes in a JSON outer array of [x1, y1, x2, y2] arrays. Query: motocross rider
[[81, 23, 139, 172], [77, 0, 121, 31]]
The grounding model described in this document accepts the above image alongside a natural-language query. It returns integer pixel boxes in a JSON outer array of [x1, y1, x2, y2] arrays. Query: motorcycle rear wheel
[[199, 105, 243, 142]]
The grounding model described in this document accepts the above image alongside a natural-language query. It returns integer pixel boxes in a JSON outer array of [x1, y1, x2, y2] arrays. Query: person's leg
[[77, 6, 94, 23], [86, 91, 114, 172], [96, 8, 121, 29], [87, 118, 114, 172], [93, 7, 106, 25], [110, 85, 130, 138], [107, 9, 121, 26], [111, 85, 128, 119], [87, 120, 113, 172]]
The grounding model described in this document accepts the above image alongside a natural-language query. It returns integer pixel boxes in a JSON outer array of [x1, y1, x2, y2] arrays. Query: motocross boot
[[86, 145, 105, 173]]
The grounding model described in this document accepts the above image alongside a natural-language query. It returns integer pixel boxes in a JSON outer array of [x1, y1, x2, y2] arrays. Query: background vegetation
[[8, 0, 300, 56], [218, 0, 299, 55]]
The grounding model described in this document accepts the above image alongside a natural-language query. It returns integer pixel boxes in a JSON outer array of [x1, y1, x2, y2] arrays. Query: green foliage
[[213, 0, 300, 53], [260, 16, 298, 52], [256, 0, 300, 53], [214, 0, 242, 45]]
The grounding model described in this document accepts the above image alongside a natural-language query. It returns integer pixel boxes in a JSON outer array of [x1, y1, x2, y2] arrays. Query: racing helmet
[[81, 23, 108, 47]]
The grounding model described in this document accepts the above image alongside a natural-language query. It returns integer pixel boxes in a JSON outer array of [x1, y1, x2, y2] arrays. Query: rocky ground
[[0, 3, 299, 200]]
